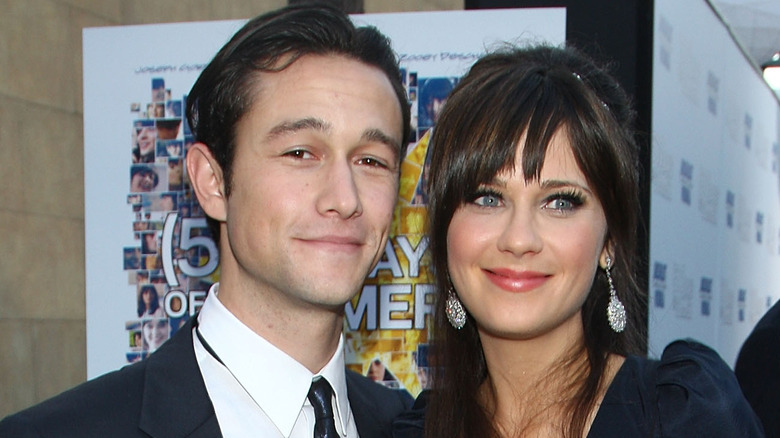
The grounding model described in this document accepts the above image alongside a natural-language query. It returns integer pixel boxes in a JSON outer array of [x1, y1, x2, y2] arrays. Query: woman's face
[[446, 130, 609, 342], [142, 288, 153, 305], [136, 126, 155, 156], [143, 319, 168, 351]]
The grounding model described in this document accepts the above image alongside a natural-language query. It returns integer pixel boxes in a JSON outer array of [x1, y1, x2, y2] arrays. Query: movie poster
[[83, 9, 566, 395]]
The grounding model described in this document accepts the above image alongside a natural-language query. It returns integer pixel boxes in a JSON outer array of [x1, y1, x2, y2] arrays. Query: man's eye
[[358, 157, 389, 169], [284, 149, 314, 159]]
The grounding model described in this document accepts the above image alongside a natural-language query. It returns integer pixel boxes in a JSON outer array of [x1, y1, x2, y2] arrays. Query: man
[[735, 299, 780, 437], [0, 4, 411, 437]]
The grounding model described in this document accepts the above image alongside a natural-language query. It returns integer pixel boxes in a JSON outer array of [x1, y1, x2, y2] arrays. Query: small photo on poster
[[140, 318, 170, 353], [417, 77, 456, 129], [130, 163, 167, 193], [156, 139, 183, 159], [129, 329, 143, 351], [151, 78, 165, 103], [123, 247, 141, 270], [132, 120, 156, 163], [156, 119, 182, 141], [168, 158, 184, 191], [137, 283, 166, 319]]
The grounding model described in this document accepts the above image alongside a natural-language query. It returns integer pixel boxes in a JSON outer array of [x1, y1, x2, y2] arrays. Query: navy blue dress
[[393, 340, 765, 437]]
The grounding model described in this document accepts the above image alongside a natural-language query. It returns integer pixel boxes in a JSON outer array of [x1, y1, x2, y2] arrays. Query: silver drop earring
[[445, 286, 467, 330], [605, 256, 626, 333]]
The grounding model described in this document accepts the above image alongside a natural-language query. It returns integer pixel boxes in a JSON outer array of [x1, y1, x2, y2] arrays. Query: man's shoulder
[[345, 370, 414, 438], [0, 318, 203, 437], [0, 360, 150, 437], [345, 369, 413, 412]]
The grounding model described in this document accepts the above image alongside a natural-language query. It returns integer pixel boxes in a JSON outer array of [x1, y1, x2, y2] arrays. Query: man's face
[[131, 169, 157, 192], [221, 54, 403, 310]]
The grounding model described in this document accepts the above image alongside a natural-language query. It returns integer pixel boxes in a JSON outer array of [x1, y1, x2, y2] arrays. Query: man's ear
[[186, 143, 227, 221]]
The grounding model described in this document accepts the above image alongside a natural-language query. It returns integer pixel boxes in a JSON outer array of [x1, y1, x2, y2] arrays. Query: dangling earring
[[445, 286, 467, 330], [605, 256, 626, 333]]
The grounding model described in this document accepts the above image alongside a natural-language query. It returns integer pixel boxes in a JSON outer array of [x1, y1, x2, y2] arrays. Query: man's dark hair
[[186, 3, 410, 243]]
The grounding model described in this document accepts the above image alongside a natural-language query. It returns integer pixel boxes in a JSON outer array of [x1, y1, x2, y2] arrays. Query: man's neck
[[215, 280, 344, 373]]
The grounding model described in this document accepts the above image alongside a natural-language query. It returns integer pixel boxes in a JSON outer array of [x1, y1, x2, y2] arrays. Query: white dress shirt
[[194, 283, 359, 437]]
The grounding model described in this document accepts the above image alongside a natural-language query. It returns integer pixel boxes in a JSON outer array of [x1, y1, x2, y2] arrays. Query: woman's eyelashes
[[469, 188, 504, 208], [466, 186, 587, 213], [542, 189, 586, 213]]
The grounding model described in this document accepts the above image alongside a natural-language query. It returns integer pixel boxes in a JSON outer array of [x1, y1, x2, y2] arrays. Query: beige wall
[[0, 0, 462, 419]]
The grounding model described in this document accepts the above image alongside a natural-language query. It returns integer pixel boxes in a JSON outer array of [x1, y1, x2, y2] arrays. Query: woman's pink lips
[[483, 268, 550, 292]]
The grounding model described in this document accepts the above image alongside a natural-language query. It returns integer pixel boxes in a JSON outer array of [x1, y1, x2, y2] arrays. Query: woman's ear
[[599, 241, 614, 269], [186, 143, 227, 221]]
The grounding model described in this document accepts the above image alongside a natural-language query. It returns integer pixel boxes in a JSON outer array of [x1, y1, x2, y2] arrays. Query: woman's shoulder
[[392, 390, 429, 438], [634, 339, 764, 437], [649, 339, 749, 399]]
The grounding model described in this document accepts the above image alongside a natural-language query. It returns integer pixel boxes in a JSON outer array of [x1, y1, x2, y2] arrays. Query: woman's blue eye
[[473, 193, 501, 207], [543, 192, 585, 211], [548, 198, 573, 210]]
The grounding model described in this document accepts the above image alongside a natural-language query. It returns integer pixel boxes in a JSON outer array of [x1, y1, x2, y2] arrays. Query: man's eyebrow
[[267, 117, 330, 139], [266, 118, 401, 160], [362, 128, 401, 157]]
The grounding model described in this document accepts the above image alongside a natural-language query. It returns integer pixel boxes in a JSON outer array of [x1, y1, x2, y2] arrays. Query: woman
[[394, 45, 763, 437], [137, 284, 165, 318], [132, 122, 156, 163], [142, 318, 169, 353]]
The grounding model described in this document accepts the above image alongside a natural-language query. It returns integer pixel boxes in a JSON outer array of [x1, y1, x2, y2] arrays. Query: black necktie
[[307, 378, 339, 438]]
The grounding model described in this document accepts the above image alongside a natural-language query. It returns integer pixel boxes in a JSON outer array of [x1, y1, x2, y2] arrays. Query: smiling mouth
[[483, 269, 550, 293], [299, 236, 364, 252]]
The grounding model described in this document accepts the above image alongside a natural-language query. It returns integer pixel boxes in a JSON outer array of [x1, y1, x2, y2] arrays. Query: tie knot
[[308, 378, 334, 418], [308, 378, 338, 437]]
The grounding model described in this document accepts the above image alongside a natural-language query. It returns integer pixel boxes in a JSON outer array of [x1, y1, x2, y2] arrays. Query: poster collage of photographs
[[122, 77, 215, 363]]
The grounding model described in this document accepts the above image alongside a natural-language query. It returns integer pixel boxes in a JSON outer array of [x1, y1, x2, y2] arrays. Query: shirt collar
[[197, 283, 351, 436]]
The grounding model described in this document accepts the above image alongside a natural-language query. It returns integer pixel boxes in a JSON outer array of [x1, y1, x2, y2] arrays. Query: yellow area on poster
[[345, 131, 433, 398]]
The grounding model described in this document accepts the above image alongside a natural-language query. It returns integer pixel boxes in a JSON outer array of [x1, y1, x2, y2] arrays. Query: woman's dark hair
[[186, 3, 410, 243], [137, 284, 160, 317], [425, 44, 646, 437]]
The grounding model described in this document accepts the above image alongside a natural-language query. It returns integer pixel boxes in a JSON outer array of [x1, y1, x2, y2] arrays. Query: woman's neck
[[476, 315, 591, 436]]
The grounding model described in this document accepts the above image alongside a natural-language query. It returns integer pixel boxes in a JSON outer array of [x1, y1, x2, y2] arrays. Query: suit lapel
[[347, 371, 390, 438], [138, 317, 222, 437]]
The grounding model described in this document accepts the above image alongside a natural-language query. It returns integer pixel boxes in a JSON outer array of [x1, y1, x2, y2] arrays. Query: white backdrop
[[650, 0, 780, 365]]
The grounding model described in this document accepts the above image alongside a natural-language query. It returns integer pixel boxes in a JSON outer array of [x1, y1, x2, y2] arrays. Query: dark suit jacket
[[735, 300, 780, 438], [0, 318, 411, 437]]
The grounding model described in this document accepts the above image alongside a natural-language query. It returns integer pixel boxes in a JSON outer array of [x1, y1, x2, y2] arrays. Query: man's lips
[[483, 268, 550, 293], [297, 235, 364, 251]]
